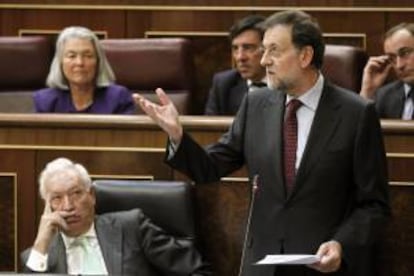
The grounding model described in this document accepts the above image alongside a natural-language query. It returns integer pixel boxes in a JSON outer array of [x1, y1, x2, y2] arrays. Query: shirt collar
[[404, 83, 412, 97], [61, 223, 97, 249], [286, 73, 324, 112], [247, 77, 267, 87]]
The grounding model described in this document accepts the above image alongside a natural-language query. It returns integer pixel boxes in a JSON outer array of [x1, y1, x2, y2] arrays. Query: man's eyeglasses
[[386, 47, 414, 65]]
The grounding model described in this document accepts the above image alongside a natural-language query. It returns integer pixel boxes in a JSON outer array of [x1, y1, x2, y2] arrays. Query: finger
[[132, 93, 144, 103], [367, 60, 390, 73], [57, 215, 68, 230], [155, 88, 172, 106], [138, 100, 163, 124], [367, 55, 389, 67], [315, 243, 328, 257], [132, 93, 151, 108], [134, 94, 157, 115], [384, 62, 393, 73], [51, 211, 72, 230], [370, 55, 389, 62], [43, 201, 52, 214], [368, 59, 387, 68]]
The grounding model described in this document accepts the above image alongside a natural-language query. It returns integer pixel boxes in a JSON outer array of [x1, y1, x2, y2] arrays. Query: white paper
[[255, 254, 320, 265]]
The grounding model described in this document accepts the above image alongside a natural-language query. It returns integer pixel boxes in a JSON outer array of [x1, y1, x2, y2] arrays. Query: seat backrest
[[101, 38, 195, 114], [322, 44, 368, 92], [0, 36, 52, 91], [93, 179, 195, 237], [0, 36, 53, 112]]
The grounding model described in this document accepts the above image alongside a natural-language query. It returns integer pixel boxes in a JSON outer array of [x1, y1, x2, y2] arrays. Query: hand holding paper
[[309, 240, 342, 273]]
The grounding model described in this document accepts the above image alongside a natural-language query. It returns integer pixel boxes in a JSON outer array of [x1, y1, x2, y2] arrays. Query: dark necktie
[[283, 99, 302, 194]]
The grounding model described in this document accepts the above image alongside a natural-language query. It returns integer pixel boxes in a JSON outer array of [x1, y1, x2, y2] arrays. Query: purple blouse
[[33, 84, 136, 114]]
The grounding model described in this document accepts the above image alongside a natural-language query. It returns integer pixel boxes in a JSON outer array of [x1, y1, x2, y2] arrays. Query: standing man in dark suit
[[205, 14, 267, 115], [21, 157, 210, 275], [360, 23, 414, 119], [134, 10, 390, 276]]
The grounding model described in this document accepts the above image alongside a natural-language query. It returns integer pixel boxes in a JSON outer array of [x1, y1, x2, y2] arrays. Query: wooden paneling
[[0, 114, 412, 275], [0, 9, 126, 37], [0, 149, 36, 272], [195, 181, 249, 276], [379, 184, 414, 276], [0, 174, 16, 272]]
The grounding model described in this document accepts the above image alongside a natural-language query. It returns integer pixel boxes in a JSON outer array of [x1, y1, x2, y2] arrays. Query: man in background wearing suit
[[204, 14, 267, 115], [360, 23, 414, 119], [21, 157, 210, 275], [134, 10, 390, 276]]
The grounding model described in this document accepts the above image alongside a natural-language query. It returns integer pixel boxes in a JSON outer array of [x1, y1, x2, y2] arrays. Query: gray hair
[[46, 26, 115, 89], [39, 157, 92, 200]]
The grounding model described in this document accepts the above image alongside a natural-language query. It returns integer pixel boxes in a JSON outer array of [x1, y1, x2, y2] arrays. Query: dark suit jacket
[[21, 209, 210, 276], [168, 81, 390, 276], [204, 69, 248, 115], [375, 80, 407, 119]]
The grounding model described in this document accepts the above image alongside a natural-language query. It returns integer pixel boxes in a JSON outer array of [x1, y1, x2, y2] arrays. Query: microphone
[[238, 174, 259, 276]]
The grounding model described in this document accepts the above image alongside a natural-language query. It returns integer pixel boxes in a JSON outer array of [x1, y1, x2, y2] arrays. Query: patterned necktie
[[283, 99, 302, 194]]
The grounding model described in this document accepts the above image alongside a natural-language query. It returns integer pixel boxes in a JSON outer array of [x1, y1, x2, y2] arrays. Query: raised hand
[[33, 202, 69, 254], [360, 55, 393, 99], [133, 88, 183, 144]]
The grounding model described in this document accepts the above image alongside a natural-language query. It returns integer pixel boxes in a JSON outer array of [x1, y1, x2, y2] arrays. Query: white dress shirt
[[285, 74, 324, 170], [402, 83, 413, 120], [247, 78, 268, 92]]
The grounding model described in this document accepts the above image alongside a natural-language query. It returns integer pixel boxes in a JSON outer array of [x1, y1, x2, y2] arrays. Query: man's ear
[[299, 45, 314, 68], [89, 186, 96, 204]]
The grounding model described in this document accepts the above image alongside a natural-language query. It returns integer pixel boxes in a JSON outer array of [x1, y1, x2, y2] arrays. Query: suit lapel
[[392, 85, 406, 118], [95, 215, 122, 275], [229, 78, 248, 112], [292, 84, 342, 196], [48, 234, 68, 273], [263, 90, 286, 197]]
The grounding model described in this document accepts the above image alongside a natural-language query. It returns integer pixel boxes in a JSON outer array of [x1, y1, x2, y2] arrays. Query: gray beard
[[269, 80, 290, 94]]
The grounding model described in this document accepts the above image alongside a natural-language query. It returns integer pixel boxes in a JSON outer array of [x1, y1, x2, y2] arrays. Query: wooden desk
[[0, 114, 412, 275]]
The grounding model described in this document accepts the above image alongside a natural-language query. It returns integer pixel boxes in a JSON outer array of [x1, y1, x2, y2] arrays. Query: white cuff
[[26, 249, 48, 272], [167, 137, 179, 160]]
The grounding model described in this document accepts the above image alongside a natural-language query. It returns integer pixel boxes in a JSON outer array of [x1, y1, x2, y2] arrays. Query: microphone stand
[[238, 174, 259, 276]]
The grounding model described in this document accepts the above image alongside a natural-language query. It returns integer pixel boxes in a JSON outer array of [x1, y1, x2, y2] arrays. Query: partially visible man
[[204, 14, 267, 115], [21, 157, 210, 275], [360, 23, 414, 119]]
